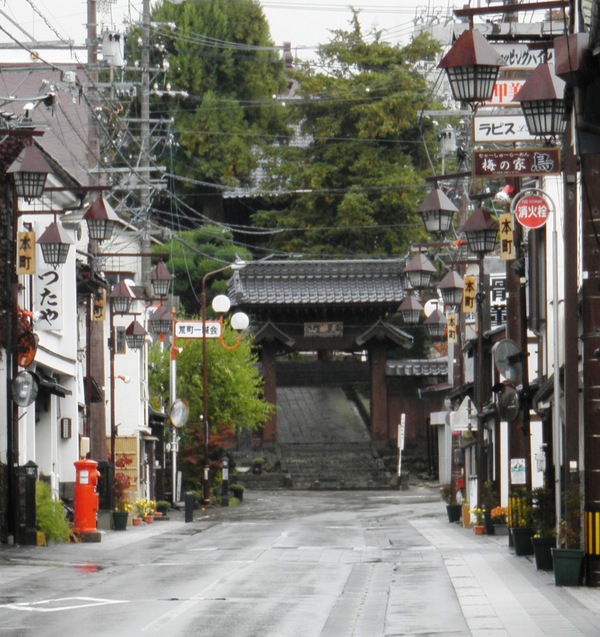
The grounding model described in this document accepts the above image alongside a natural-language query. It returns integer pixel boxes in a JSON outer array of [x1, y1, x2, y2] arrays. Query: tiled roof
[[0, 64, 101, 187], [386, 357, 448, 377], [229, 259, 407, 307]]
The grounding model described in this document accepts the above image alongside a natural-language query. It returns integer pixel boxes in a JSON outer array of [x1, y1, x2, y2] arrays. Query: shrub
[[156, 500, 170, 515], [36, 481, 70, 543]]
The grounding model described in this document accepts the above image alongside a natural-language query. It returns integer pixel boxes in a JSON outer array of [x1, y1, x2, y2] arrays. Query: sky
[[0, 0, 452, 61]]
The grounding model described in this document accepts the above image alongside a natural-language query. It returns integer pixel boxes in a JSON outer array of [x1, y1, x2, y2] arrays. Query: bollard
[[23, 461, 38, 546], [185, 492, 194, 523], [221, 457, 229, 507]]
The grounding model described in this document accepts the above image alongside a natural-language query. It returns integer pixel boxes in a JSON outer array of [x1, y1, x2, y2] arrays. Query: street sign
[[473, 148, 561, 178], [514, 193, 550, 229], [174, 320, 222, 339]]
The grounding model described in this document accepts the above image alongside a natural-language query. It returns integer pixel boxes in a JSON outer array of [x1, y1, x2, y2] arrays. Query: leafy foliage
[[152, 225, 252, 315], [36, 481, 70, 543], [148, 329, 273, 488], [254, 19, 442, 257], [139, 0, 292, 216]]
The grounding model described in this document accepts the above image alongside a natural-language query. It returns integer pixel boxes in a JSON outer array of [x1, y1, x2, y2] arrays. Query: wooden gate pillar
[[261, 342, 278, 442], [370, 343, 389, 441]]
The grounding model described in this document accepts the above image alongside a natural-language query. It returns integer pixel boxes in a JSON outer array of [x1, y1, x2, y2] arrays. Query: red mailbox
[[73, 459, 100, 534]]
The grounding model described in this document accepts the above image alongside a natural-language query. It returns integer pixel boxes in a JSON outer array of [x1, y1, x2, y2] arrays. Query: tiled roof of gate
[[228, 259, 407, 307]]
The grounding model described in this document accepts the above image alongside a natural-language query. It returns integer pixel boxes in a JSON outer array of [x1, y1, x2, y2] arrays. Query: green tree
[[153, 225, 252, 315], [254, 18, 442, 257], [148, 329, 273, 487], [136, 0, 292, 219]]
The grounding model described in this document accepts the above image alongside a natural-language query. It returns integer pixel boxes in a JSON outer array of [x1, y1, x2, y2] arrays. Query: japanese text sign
[[473, 115, 536, 143], [35, 267, 63, 331], [499, 213, 515, 260], [514, 194, 550, 229], [17, 231, 35, 275], [473, 148, 561, 178], [462, 275, 476, 315], [175, 320, 222, 339]]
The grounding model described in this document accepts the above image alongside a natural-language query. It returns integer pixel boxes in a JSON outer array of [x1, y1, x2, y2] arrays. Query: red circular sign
[[514, 194, 550, 229]]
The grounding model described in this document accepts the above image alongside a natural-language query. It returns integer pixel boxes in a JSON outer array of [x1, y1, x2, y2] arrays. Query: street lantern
[[110, 279, 134, 315], [461, 207, 499, 256], [7, 144, 51, 200], [514, 63, 567, 139], [424, 309, 447, 339], [231, 312, 250, 331], [398, 295, 424, 324], [150, 261, 172, 297], [83, 194, 120, 242], [404, 253, 436, 289], [438, 29, 505, 107], [37, 220, 72, 266], [125, 320, 148, 350], [417, 189, 458, 235], [149, 304, 173, 334], [438, 270, 464, 308]]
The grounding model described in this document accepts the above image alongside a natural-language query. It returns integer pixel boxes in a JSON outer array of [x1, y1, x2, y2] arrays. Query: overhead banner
[[473, 148, 561, 178]]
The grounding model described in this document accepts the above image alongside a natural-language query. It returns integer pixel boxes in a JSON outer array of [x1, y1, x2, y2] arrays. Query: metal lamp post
[[5, 141, 51, 542], [201, 261, 247, 504], [108, 279, 134, 501], [460, 207, 499, 507]]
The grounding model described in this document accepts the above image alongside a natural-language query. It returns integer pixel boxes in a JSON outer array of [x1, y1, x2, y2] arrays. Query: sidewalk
[[412, 515, 600, 637]]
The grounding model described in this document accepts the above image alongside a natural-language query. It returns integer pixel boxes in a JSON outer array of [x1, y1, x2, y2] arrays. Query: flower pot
[[143, 515, 153, 524], [112, 510, 129, 531], [552, 548, 585, 586], [511, 527, 535, 556], [132, 517, 142, 526], [532, 536, 555, 570], [474, 525, 485, 535], [493, 524, 509, 536], [446, 504, 462, 523]]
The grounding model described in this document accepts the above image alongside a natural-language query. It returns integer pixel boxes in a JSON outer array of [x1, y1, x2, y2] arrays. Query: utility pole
[[140, 0, 152, 290]]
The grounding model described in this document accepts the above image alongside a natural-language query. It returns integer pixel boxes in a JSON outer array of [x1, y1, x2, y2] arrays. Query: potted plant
[[252, 457, 265, 474], [482, 481, 498, 535], [134, 498, 155, 523], [509, 489, 534, 555], [490, 506, 509, 535], [471, 507, 486, 535], [230, 484, 244, 502], [113, 454, 133, 530], [156, 500, 170, 516], [441, 483, 461, 523], [552, 483, 584, 586], [531, 486, 556, 570]]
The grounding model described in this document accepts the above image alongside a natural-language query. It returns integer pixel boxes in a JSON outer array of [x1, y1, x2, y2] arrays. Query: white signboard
[[175, 320, 222, 339], [496, 43, 554, 70], [473, 114, 536, 144], [35, 262, 64, 331]]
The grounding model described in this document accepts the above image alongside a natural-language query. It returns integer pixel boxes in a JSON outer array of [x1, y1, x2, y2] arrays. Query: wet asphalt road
[[0, 489, 463, 637]]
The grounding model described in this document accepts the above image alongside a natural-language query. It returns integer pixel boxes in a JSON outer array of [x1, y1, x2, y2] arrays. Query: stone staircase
[[279, 442, 393, 490], [232, 386, 398, 490]]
